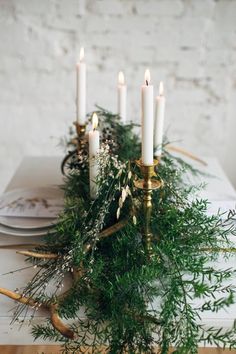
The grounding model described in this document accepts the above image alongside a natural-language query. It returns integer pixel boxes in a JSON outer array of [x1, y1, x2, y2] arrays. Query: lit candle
[[117, 71, 127, 123], [141, 69, 154, 165], [89, 113, 100, 199], [76, 47, 86, 125], [154, 82, 165, 157]]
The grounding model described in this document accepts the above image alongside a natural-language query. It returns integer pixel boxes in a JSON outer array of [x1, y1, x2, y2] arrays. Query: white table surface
[[0, 156, 64, 345], [0, 156, 236, 345]]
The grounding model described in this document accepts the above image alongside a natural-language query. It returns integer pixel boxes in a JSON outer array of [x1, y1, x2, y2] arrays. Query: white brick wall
[[0, 0, 236, 192]]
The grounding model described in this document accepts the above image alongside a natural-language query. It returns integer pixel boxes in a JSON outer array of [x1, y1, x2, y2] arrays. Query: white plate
[[0, 186, 64, 230], [0, 223, 49, 237], [0, 217, 56, 230]]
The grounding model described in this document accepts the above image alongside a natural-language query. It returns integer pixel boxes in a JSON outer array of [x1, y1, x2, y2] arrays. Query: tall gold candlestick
[[134, 159, 163, 256]]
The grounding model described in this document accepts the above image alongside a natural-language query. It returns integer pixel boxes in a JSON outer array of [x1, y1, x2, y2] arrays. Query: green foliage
[[13, 108, 236, 353], [94, 105, 141, 162]]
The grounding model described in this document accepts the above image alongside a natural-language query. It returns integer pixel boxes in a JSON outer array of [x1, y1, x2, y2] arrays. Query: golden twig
[[84, 219, 128, 253], [166, 145, 207, 166], [99, 219, 128, 239], [0, 287, 38, 307], [11, 219, 128, 259], [0, 288, 75, 339], [50, 304, 75, 339], [16, 250, 58, 259]]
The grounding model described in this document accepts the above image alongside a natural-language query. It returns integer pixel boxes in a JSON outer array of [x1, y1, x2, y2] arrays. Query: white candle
[[117, 71, 127, 123], [154, 82, 165, 157], [89, 113, 100, 199], [141, 69, 154, 165], [76, 47, 86, 125]]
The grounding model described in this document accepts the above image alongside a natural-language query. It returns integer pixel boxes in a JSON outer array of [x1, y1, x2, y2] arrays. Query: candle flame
[[145, 69, 150, 85], [92, 113, 98, 130], [80, 47, 85, 61], [159, 81, 164, 96], [118, 71, 125, 85]]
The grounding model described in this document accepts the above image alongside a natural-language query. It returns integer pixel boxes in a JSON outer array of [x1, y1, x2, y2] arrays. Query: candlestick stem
[[134, 159, 163, 257], [143, 187, 153, 255]]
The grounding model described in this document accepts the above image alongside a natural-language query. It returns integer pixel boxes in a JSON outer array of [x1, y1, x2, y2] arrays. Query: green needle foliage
[[12, 108, 236, 353]]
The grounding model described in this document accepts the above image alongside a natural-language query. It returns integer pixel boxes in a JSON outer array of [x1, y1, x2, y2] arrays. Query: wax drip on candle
[[92, 112, 98, 131], [80, 47, 84, 62], [145, 69, 150, 86]]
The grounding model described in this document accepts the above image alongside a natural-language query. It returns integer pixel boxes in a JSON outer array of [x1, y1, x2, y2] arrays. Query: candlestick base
[[134, 159, 163, 257], [134, 178, 162, 190]]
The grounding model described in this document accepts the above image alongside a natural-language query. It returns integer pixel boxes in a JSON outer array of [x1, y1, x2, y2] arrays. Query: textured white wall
[[0, 0, 236, 192]]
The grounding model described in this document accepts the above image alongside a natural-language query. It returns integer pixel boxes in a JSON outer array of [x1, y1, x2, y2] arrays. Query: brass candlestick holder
[[73, 121, 86, 150], [134, 159, 163, 256]]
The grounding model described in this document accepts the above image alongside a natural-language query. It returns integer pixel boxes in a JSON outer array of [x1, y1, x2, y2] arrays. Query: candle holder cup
[[154, 155, 162, 166], [134, 159, 163, 257]]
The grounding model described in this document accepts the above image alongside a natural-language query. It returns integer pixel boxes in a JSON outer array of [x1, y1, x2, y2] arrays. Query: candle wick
[[146, 80, 149, 86]]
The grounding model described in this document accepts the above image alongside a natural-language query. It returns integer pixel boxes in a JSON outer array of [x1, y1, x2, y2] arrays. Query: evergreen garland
[[10, 108, 236, 353]]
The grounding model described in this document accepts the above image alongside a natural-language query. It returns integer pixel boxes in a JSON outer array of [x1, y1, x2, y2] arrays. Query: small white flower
[[133, 215, 137, 225], [126, 185, 131, 196], [119, 197, 123, 208], [121, 188, 127, 202], [116, 207, 120, 219], [128, 171, 132, 179]]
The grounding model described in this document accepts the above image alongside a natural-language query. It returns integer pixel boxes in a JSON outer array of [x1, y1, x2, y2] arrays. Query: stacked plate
[[0, 186, 64, 237]]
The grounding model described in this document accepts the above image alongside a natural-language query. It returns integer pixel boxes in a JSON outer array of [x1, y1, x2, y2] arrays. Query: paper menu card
[[0, 196, 63, 218]]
